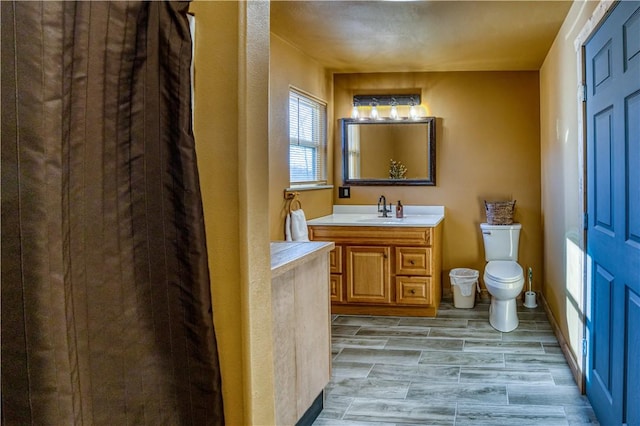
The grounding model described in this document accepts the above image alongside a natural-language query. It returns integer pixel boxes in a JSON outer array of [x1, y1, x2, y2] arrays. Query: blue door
[[585, 2, 640, 425]]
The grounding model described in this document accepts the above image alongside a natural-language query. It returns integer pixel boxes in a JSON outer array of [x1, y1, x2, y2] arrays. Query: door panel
[[622, 7, 640, 70], [626, 91, 640, 247], [593, 108, 614, 233], [592, 40, 612, 90], [626, 289, 640, 426], [592, 264, 613, 396], [586, 2, 640, 425]]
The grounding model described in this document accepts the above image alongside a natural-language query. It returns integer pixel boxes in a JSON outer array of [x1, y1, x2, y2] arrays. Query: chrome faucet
[[378, 195, 391, 217]]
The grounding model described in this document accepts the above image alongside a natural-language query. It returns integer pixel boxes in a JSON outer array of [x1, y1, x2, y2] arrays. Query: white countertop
[[270, 241, 335, 277], [307, 205, 444, 227]]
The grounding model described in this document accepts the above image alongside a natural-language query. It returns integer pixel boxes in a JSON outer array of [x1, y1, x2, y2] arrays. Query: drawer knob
[[409, 260, 415, 265], [410, 289, 416, 294]]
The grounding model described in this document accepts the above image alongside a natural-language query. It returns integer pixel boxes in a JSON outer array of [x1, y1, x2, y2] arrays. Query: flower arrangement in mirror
[[389, 159, 407, 179]]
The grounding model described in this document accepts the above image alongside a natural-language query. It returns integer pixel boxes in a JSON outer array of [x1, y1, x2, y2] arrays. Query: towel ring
[[288, 197, 302, 213], [284, 190, 303, 213]]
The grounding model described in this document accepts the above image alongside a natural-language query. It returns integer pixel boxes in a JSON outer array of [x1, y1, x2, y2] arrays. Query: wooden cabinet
[[271, 242, 334, 426], [309, 223, 442, 317]]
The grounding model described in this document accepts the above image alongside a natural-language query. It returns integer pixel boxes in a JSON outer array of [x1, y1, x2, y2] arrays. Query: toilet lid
[[485, 261, 523, 283]]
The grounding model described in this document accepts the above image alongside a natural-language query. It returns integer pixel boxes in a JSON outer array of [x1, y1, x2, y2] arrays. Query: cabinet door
[[329, 246, 342, 274], [330, 274, 344, 303], [346, 246, 391, 303]]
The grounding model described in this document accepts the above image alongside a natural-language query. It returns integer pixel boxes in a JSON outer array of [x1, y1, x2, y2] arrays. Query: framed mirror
[[341, 117, 436, 186]]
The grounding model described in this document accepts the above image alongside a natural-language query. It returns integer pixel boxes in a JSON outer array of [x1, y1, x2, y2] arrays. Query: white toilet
[[480, 223, 525, 332]]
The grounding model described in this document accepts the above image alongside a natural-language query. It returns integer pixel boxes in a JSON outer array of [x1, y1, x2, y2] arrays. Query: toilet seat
[[485, 260, 523, 283]]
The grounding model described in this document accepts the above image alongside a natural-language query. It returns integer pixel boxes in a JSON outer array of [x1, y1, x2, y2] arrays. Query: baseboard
[[295, 391, 323, 426], [479, 288, 490, 301], [538, 293, 585, 394]]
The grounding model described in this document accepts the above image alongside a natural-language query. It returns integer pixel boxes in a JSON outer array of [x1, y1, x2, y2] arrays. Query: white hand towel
[[285, 213, 292, 241], [290, 209, 309, 242]]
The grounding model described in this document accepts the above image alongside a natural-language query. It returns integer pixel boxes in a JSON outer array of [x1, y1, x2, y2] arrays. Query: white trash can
[[450, 268, 480, 309]]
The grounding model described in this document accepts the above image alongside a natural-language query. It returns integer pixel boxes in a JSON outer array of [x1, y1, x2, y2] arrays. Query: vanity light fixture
[[351, 102, 359, 119], [389, 99, 399, 120], [352, 93, 422, 120], [409, 102, 419, 120], [370, 103, 380, 120]]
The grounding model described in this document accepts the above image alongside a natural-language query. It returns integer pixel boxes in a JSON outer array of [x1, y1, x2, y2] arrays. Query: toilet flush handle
[[482, 231, 491, 235]]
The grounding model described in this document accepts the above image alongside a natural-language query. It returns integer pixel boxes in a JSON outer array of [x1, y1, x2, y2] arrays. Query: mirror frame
[[341, 117, 436, 186]]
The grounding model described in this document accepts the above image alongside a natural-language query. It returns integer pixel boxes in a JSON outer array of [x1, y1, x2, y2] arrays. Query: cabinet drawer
[[330, 274, 344, 303], [396, 276, 432, 305], [310, 226, 431, 246], [329, 246, 342, 274], [396, 247, 431, 276]]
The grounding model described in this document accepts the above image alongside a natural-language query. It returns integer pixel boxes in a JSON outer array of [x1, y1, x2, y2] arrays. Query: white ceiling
[[270, 0, 574, 73]]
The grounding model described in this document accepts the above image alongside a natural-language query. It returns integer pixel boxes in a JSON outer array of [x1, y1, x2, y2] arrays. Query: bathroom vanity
[[270, 241, 334, 425], [308, 205, 444, 317]]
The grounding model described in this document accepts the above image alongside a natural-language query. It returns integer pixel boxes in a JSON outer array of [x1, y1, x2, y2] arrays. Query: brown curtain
[[1, 2, 224, 424]]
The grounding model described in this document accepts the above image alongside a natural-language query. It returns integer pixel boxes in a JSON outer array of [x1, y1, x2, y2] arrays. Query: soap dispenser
[[396, 201, 404, 218]]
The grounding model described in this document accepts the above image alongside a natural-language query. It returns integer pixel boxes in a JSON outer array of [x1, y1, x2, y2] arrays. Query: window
[[347, 124, 360, 178], [289, 88, 327, 185]]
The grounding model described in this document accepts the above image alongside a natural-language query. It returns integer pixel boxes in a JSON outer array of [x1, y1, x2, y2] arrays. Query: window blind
[[289, 89, 327, 185]]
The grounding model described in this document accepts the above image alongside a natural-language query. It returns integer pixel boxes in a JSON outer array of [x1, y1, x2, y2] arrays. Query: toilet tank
[[480, 223, 522, 261]]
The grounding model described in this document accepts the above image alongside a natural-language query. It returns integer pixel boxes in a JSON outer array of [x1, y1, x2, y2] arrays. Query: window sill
[[286, 184, 333, 192]]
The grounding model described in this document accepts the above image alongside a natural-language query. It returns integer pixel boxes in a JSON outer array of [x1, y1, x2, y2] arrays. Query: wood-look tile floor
[[313, 298, 599, 426]]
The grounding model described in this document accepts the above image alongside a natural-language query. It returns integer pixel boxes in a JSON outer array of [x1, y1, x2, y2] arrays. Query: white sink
[[307, 206, 445, 227], [357, 217, 408, 224]]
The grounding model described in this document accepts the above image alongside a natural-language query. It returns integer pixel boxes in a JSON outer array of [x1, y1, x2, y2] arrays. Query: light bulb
[[409, 104, 419, 120], [390, 104, 399, 120], [351, 105, 359, 119], [370, 105, 379, 120]]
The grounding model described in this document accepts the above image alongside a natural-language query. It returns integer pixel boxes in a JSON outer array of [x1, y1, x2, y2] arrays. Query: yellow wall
[[269, 35, 334, 241], [539, 0, 599, 378], [191, 2, 275, 424], [333, 72, 543, 294]]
